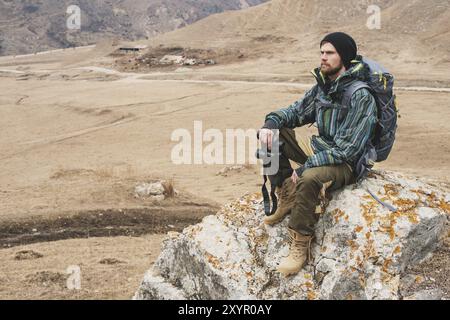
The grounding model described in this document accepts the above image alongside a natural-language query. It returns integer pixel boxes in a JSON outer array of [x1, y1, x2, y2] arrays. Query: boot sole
[[277, 267, 302, 276], [263, 210, 291, 225], [264, 218, 285, 226]]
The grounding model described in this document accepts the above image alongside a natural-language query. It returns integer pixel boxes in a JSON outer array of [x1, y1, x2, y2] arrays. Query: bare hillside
[[0, 0, 268, 56], [140, 0, 450, 80]]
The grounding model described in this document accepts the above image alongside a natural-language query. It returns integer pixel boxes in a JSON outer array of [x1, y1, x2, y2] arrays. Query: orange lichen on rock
[[381, 271, 394, 283], [410, 189, 427, 197], [355, 255, 363, 268], [347, 239, 359, 252], [359, 273, 366, 287], [361, 201, 378, 226], [253, 231, 269, 246], [391, 198, 420, 224], [186, 225, 202, 238], [379, 224, 396, 241], [387, 211, 400, 240], [304, 281, 314, 289], [410, 189, 450, 214], [415, 275, 424, 284], [393, 246, 401, 255], [438, 199, 450, 214], [332, 208, 346, 223], [393, 198, 417, 212], [382, 258, 392, 273], [205, 252, 222, 269], [362, 238, 377, 261], [383, 184, 400, 197], [307, 290, 318, 300], [405, 210, 419, 224], [377, 198, 420, 240], [354, 225, 363, 233]]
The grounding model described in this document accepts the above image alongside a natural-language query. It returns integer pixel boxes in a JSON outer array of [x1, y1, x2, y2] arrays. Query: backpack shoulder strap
[[341, 80, 371, 108]]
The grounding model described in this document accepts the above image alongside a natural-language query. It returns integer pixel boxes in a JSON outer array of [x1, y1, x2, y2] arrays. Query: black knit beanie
[[320, 32, 357, 70]]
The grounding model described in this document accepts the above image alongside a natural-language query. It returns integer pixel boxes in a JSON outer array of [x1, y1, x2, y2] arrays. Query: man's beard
[[321, 63, 344, 77]]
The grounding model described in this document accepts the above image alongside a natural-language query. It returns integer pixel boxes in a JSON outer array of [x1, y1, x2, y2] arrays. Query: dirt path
[[4, 65, 450, 93], [79, 66, 450, 92]]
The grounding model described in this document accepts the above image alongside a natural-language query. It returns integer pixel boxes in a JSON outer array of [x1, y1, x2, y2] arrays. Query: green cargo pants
[[278, 128, 356, 236]]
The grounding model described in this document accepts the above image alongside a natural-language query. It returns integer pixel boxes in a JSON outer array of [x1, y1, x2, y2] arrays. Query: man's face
[[320, 42, 344, 77]]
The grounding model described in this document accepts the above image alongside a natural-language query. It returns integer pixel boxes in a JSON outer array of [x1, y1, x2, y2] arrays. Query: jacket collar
[[311, 55, 367, 97]]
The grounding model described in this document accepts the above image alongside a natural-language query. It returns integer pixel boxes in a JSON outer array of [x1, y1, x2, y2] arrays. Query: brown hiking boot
[[264, 178, 296, 225], [277, 228, 313, 276]]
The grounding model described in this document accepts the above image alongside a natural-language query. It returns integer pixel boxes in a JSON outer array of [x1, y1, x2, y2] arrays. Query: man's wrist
[[262, 119, 278, 130]]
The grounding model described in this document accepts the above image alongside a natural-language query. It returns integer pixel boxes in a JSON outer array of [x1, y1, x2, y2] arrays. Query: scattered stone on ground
[[134, 180, 177, 200]]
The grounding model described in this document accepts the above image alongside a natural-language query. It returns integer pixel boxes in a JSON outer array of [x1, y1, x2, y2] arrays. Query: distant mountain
[[0, 0, 268, 56], [149, 0, 450, 67]]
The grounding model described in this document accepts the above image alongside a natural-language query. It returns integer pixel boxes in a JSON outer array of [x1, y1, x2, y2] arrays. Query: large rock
[[134, 171, 449, 300]]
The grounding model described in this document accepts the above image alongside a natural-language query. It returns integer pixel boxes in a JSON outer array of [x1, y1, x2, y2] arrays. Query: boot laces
[[288, 233, 313, 263]]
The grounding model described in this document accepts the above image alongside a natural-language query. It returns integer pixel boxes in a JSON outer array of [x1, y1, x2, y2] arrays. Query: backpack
[[340, 58, 398, 181]]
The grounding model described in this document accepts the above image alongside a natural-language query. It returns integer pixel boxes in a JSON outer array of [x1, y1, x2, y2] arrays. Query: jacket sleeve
[[303, 88, 377, 169], [263, 85, 318, 129]]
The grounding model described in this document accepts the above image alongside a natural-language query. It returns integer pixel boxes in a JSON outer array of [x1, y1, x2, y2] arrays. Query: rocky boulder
[[134, 180, 177, 201], [134, 171, 449, 300]]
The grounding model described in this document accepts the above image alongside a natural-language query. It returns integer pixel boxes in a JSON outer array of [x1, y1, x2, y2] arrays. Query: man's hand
[[291, 170, 299, 184], [258, 128, 274, 150], [291, 166, 305, 184]]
